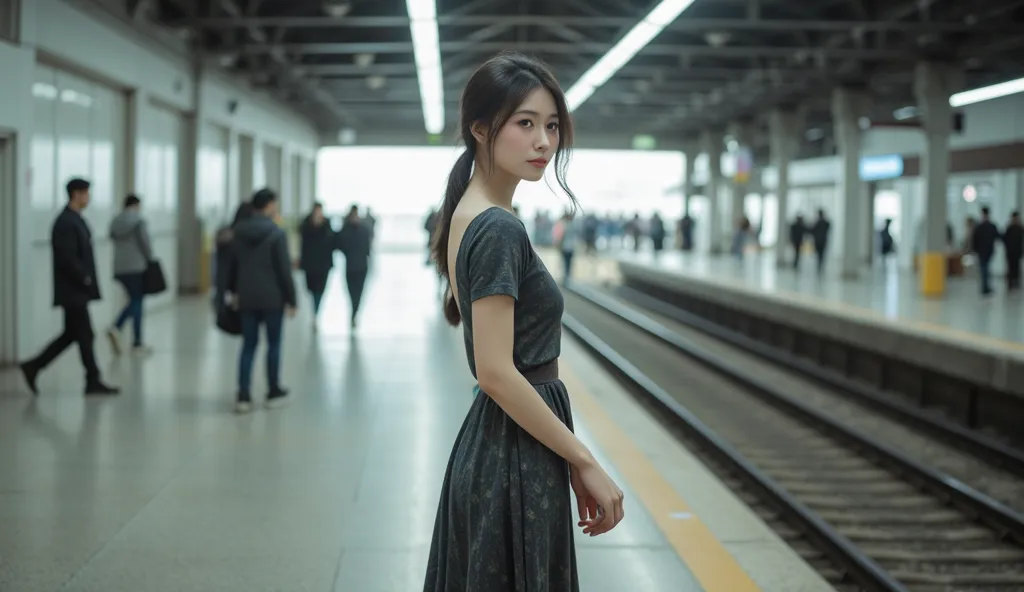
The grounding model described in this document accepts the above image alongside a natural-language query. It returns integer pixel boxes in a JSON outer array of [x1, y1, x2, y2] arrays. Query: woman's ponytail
[[431, 146, 476, 326]]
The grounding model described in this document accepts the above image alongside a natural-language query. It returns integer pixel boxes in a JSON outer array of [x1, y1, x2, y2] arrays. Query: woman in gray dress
[[424, 51, 626, 591]]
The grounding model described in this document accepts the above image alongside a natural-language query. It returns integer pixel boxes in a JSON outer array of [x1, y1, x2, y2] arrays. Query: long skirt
[[422, 377, 579, 591]]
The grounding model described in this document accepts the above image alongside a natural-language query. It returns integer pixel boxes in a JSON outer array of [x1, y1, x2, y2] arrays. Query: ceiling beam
[[169, 15, 1017, 34], [241, 41, 913, 60]]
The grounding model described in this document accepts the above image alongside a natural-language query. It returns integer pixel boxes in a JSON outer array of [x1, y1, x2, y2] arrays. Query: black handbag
[[216, 303, 242, 336], [142, 259, 167, 295]]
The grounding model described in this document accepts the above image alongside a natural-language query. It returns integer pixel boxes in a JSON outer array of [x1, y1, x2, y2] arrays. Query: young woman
[[298, 202, 336, 323], [424, 51, 625, 591]]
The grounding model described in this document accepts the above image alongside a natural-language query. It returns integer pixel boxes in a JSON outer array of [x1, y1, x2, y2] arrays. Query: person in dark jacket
[[336, 204, 373, 328], [1004, 211, 1022, 291], [811, 209, 831, 275], [298, 202, 336, 322], [971, 206, 1000, 296], [106, 194, 154, 355], [213, 201, 255, 317], [790, 214, 807, 270], [225, 188, 297, 413], [19, 178, 119, 396]]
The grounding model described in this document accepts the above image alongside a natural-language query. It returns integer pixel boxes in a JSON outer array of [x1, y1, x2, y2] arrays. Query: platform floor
[[0, 252, 832, 592], [605, 249, 1024, 349]]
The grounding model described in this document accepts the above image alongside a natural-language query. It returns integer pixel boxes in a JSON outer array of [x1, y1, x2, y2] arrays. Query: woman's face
[[489, 86, 560, 183]]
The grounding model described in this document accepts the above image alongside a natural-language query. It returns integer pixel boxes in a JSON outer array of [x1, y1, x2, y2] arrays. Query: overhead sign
[[632, 134, 656, 150], [733, 147, 753, 184], [859, 154, 904, 181]]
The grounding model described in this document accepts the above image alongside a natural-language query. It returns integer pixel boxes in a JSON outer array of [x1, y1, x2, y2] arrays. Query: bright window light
[[949, 76, 1024, 107], [406, 0, 445, 134], [564, 0, 696, 111]]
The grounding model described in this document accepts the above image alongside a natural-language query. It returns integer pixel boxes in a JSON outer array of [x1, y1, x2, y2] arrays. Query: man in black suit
[[20, 178, 119, 395]]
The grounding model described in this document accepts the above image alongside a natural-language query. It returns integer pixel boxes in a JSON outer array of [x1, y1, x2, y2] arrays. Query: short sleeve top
[[455, 207, 564, 379]]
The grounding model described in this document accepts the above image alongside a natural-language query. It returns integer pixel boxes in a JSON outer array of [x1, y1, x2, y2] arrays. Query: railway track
[[561, 284, 1024, 592]]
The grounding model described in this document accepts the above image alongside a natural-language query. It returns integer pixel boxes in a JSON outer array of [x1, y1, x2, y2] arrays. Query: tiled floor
[[613, 249, 1024, 345], [0, 252, 702, 592]]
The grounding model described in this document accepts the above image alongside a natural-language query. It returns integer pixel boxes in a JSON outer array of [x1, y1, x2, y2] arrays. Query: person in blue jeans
[[107, 194, 154, 355], [225, 188, 297, 414]]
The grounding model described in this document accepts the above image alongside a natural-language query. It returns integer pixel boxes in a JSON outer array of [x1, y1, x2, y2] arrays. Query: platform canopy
[[145, 0, 1024, 155]]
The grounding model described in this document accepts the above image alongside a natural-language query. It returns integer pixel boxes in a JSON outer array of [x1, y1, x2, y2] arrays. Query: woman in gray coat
[[106, 194, 153, 354]]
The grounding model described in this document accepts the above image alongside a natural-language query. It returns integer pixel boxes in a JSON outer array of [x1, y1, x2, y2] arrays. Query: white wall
[[1, 0, 321, 363]]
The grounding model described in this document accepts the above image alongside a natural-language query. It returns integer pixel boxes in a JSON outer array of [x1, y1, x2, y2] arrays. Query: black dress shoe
[[85, 382, 120, 396], [20, 363, 39, 395]]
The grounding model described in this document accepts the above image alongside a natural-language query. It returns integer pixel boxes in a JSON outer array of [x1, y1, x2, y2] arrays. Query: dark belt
[[521, 359, 559, 384]]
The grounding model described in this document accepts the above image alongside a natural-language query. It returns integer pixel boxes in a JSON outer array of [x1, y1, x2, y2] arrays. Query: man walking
[[20, 178, 119, 395], [226, 188, 296, 413]]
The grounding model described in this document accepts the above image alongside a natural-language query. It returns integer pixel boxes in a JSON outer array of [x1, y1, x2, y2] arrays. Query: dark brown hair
[[431, 51, 578, 326]]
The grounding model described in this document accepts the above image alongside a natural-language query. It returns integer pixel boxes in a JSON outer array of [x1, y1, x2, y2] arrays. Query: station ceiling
[[148, 0, 1024, 158]]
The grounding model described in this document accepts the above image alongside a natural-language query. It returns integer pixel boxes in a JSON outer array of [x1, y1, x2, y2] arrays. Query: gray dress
[[423, 207, 579, 591]]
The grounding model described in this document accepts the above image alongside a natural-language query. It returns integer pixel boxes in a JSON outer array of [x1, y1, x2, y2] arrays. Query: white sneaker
[[234, 401, 253, 414], [132, 345, 153, 356]]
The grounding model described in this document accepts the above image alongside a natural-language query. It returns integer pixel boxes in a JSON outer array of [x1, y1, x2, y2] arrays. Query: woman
[[298, 202, 336, 322], [336, 204, 373, 328], [106, 194, 154, 355], [424, 51, 625, 591]]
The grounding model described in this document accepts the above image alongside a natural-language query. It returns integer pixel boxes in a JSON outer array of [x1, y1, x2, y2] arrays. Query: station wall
[[0, 0, 321, 363]]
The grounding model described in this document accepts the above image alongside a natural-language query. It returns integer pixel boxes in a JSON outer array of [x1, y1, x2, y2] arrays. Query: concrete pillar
[[914, 61, 961, 297], [728, 120, 756, 230], [701, 131, 723, 254], [681, 140, 700, 217], [831, 87, 868, 279], [769, 108, 802, 266], [178, 55, 203, 293]]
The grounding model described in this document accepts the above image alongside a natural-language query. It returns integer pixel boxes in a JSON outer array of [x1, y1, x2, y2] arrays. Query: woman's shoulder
[[463, 207, 527, 245]]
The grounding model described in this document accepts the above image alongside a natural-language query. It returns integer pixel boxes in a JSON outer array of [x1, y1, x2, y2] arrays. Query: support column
[[179, 54, 203, 293], [914, 61, 961, 297], [679, 140, 699, 251], [831, 87, 868, 280], [769, 107, 802, 266], [701, 130, 723, 254]]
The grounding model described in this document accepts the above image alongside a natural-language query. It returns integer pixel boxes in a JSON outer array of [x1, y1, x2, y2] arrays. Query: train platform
[[0, 252, 831, 592], [577, 249, 1024, 446]]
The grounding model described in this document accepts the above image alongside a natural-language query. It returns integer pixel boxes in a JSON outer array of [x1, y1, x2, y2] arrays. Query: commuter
[[879, 218, 897, 267], [213, 201, 254, 317], [679, 214, 694, 251], [424, 207, 438, 265], [1004, 211, 1022, 291], [225, 188, 296, 413], [790, 214, 807, 269], [627, 212, 644, 251], [105, 194, 154, 355], [732, 216, 752, 261], [971, 206, 999, 296], [19, 178, 119, 396], [811, 208, 831, 275], [297, 202, 336, 322], [649, 212, 666, 254], [423, 51, 624, 592], [336, 204, 373, 328], [556, 209, 577, 284]]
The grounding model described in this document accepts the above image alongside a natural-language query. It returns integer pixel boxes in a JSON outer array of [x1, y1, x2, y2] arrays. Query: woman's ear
[[470, 121, 488, 144]]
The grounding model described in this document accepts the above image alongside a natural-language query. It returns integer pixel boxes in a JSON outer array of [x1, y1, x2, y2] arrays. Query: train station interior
[[2, 1, 1023, 591]]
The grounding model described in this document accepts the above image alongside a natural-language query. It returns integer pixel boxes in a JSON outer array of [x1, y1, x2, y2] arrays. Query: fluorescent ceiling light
[[564, 0, 696, 112], [949, 76, 1024, 107], [406, 0, 444, 134]]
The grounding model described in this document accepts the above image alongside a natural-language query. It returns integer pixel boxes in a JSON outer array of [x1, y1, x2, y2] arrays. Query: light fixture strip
[[406, 0, 445, 134], [564, 0, 697, 112], [949, 76, 1024, 108]]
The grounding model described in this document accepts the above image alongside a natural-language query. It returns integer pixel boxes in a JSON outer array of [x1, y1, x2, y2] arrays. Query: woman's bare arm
[[472, 294, 596, 469]]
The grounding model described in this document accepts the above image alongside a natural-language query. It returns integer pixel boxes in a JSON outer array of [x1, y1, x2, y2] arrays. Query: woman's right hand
[[571, 460, 625, 536]]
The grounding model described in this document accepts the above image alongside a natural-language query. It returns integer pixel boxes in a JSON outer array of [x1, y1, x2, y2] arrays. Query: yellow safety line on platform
[[560, 361, 762, 592]]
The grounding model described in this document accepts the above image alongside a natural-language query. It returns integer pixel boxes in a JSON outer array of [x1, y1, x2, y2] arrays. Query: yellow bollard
[[919, 251, 945, 297], [198, 235, 212, 294]]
